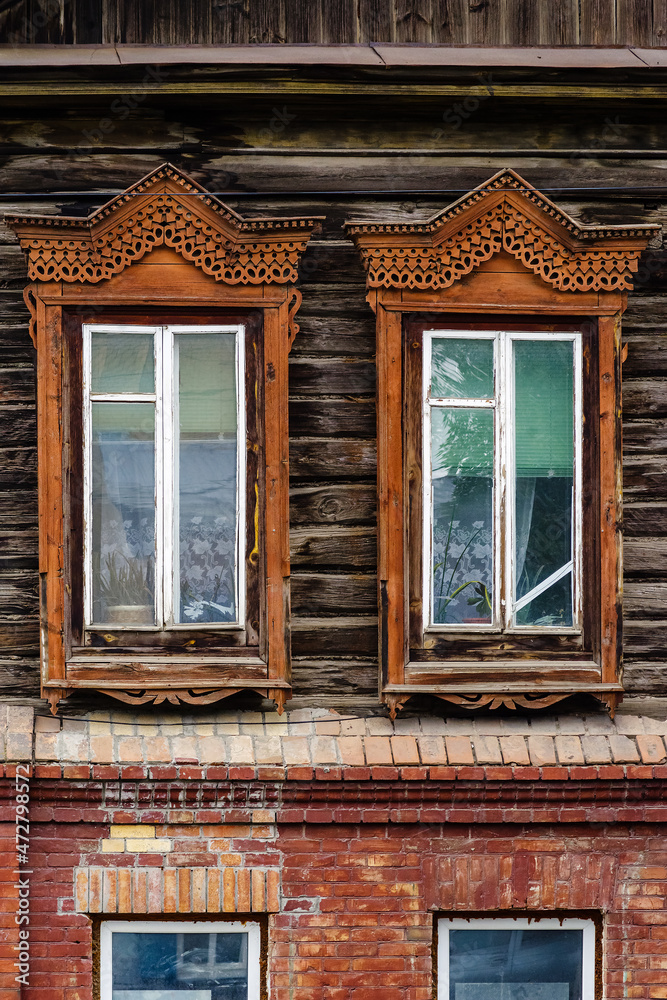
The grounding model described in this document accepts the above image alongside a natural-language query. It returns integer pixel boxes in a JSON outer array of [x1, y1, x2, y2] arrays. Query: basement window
[[100, 920, 261, 1000], [437, 917, 595, 1000]]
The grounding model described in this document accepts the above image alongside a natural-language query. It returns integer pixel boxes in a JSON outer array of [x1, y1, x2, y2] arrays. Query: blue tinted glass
[[111, 930, 249, 1000], [448, 929, 583, 1000]]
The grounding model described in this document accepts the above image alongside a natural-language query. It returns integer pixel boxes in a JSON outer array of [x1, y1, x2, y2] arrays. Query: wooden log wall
[[1, 0, 667, 47], [0, 87, 666, 709]]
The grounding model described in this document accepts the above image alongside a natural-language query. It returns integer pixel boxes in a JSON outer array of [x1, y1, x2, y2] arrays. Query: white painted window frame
[[99, 919, 261, 1000], [437, 916, 596, 1000], [423, 329, 582, 633], [83, 323, 246, 630]]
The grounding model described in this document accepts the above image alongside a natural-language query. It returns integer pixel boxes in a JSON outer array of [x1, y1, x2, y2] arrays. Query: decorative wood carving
[[345, 169, 660, 717], [346, 168, 659, 293], [8, 163, 321, 286], [6, 163, 323, 715]]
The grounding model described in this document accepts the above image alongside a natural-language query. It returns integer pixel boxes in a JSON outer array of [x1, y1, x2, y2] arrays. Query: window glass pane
[[91, 332, 154, 394], [111, 929, 249, 1000], [514, 340, 574, 627], [448, 928, 583, 1000], [91, 403, 155, 625], [431, 337, 494, 398], [431, 408, 493, 625], [176, 333, 238, 625]]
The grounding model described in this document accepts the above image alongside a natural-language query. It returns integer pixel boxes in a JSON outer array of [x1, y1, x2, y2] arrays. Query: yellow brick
[[101, 839, 125, 853], [252, 809, 276, 824], [125, 838, 171, 854], [75, 869, 88, 912], [110, 824, 155, 839], [251, 825, 275, 839]]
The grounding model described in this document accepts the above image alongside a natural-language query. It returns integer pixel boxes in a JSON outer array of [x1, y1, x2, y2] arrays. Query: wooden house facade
[[1, 4, 667, 998]]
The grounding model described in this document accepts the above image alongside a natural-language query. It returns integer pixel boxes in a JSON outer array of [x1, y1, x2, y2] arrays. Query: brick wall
[[1, 765, 666, 1000]]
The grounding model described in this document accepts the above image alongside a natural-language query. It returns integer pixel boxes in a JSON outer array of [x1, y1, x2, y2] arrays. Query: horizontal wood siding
[[0, 90, 665, 707], [2, 0, 667, 45]]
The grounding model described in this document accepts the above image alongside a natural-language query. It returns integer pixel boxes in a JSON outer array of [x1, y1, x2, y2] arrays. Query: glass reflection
[[176, 333, 238, 625], [91, 332, 154, 394], [431, 408, 493, 625], [111, 930, 249, 1000], [514, 340, 574, 627], [91, 403, 155, 625], [431, 337, 494, 398], [448, 928, 583, 1000]]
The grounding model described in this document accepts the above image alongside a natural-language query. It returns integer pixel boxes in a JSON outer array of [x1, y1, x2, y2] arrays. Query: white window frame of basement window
[[422, 329, 583, 634], [82, 323, 246, 630], [437, 916, 595, 1000], [99, 919, 261, 1000]]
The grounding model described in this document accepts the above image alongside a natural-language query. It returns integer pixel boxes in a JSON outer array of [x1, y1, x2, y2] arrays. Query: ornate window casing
[[7, 163, 322, 713], [345, 169, 659, 717]]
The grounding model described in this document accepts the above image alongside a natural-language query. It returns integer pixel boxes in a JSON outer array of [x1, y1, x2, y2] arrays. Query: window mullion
[[498, 331, 511, 630], [422, 330, 433, 630], [82, 324, 93, 627], [159, 327, 173, 629]]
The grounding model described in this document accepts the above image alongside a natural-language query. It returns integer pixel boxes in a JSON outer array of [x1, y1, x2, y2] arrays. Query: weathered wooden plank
[[0, 406, 35, 447], [394, 0, 436, 44], [624, 620, 667, 658], [291, 657, 377, 696], [289, 397, 375, 438], [623, 459, 667, 500], [290, 484, 376, 526], [357, 0, 394, 41], [291, 616, 377, 656], [0, 528, 37, 559], [0, 622, 39, 654], [0, 573, 38, 617], [624, 538, 667, 578], [624, 379, 667, 417], [0, 448, 37, 488], [503, 0, 540, 46], [289, 357, 376, 396], [291, 314, 375, 357], [624, 582, 667, 619], [1, 0, 663, 45], [579, 0, 617, 43], [618, 0, 654, 46], [0, 246, 32, 291], [546, 0, 579, 45], [622, 661, 667, 691], [291, 526, 376, 568], [0, 658, 40, 697], [622, 337, 667, 377], [291, 572, 376, 615], [624, 503, 667, 537], [290, 438, 376, 481], [0, 371, 35, 404], [624, 420, 667, 456]]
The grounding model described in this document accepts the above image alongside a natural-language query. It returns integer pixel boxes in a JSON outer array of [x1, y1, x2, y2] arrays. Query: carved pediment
[[6, 163, 323, 285], [345, 168, 660, 292]]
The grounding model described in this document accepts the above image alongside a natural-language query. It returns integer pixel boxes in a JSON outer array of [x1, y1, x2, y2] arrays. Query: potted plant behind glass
[[99, 552, 154, 625]]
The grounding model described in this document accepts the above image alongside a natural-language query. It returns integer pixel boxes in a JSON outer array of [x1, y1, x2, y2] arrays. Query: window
[[345, 168, 658, 716], [8, 163, 322, 712], [437, 917, 595, 1000], [83, 323, 245, 630], [100, 920, 261, 1000], [424, 329, 582, 632]]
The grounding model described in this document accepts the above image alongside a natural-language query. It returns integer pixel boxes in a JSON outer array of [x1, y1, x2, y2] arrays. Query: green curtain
[[514, 340, 573, 478], [431, 340, 573, 479]]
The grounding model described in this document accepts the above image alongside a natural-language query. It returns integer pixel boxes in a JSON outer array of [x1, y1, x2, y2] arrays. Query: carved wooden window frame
[[345, 169, 659, 717], [7, 163, 322, 713]]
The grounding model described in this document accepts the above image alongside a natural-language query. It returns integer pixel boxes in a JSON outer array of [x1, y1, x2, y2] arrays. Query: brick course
[[2, 706, 667, 998]]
